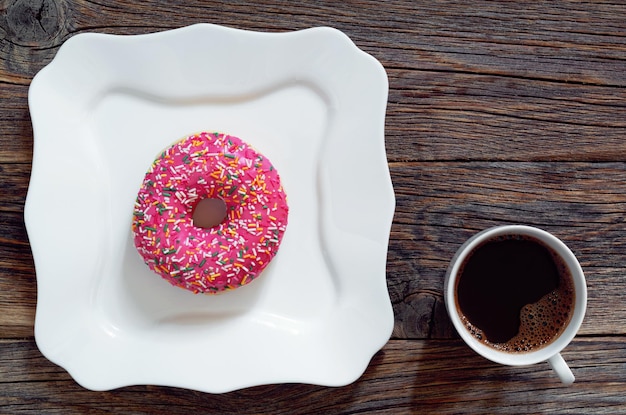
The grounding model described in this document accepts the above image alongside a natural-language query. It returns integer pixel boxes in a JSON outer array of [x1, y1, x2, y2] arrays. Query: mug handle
[[547, 353, 575, 385]]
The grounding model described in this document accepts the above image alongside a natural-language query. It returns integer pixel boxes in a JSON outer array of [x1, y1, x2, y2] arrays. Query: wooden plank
[[2, 1, 623, 87], [0, 163, 30, 212], [0, 209, 35, 338], [3, 162, 626, 338], [0, 84, 32, 164], [385, 71, 626, 162], [6, 72, 626, 164], [0, 163, 35, 336], [0, 163, 34, 337], [2, 1, 625, 163], [1, 338, 624, 414]]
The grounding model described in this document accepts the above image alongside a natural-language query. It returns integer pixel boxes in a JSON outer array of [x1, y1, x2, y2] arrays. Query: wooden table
[[1, 1, 625, 413]]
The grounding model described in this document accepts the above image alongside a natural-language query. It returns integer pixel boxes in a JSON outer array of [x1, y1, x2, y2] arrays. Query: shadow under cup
[[444, 225, 587, 373]]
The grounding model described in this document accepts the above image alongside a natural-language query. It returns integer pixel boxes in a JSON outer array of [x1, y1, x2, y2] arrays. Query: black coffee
[[455, 234, 575, 353]]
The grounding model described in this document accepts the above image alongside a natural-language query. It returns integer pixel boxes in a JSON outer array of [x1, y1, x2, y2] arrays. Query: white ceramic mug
[[444, 225, 587, 384]]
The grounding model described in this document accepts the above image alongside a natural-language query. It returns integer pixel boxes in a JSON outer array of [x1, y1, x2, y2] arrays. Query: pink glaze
[[132, 132, 289, 294]]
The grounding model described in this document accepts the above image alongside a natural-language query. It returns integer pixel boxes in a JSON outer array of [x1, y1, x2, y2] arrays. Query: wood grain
[[385, 71, 626, 162], [2, 1, 626, 162], [1, 0, 626, 413], [1, 338, 624, 414]]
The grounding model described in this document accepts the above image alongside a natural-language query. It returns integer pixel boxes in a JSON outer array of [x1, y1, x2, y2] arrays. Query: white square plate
[[26, 24, 395, 393]]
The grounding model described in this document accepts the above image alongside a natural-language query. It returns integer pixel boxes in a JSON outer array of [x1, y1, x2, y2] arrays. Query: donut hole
[[192, 197, 227, 229]]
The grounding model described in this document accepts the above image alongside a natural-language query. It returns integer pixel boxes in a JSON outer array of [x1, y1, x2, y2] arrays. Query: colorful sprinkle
[[132, 131, 289, 294]]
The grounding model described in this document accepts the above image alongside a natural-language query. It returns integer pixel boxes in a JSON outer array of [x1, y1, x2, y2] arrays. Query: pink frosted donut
[[132, 131, 289, 294]]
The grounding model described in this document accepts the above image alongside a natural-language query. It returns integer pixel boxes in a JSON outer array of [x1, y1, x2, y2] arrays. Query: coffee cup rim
[[444, 225, 587, 366]]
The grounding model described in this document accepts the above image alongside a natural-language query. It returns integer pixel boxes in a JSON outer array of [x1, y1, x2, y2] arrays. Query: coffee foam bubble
[[461, 240, 575, 353]]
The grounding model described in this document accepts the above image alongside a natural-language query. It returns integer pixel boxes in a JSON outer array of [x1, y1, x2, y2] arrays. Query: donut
[[131, 131, 289, 294]]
